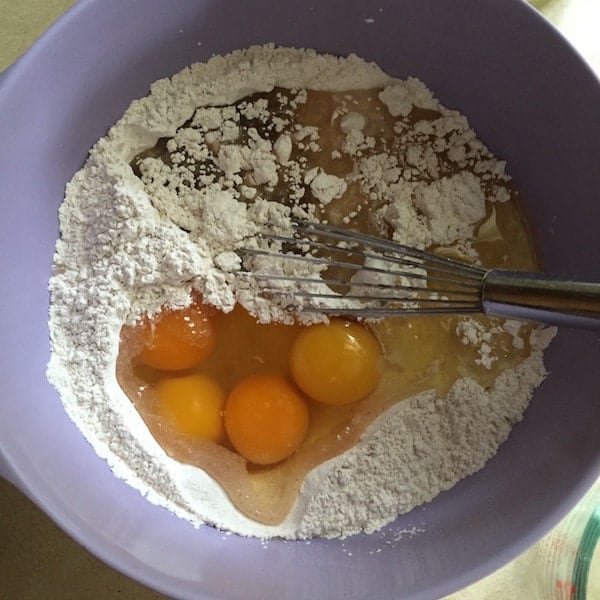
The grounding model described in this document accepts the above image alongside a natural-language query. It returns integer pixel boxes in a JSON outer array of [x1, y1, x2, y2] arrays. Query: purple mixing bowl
[[0, 1, 599, 598]]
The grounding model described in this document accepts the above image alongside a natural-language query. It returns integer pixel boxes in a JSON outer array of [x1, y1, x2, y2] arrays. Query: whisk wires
[[238, 220, 488, 318]]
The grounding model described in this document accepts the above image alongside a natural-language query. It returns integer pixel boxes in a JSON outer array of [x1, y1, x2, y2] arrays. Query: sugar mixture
[[47, 45, 554, 539]]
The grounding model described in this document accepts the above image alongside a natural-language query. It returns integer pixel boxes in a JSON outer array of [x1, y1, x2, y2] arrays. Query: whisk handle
[[481, 270, 600, 330]]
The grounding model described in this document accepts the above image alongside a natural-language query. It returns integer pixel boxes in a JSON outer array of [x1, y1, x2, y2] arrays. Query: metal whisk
[[239, 220, 600, 330]]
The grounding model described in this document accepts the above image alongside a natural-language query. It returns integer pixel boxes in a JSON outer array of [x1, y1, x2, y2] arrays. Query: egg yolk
[[224, 374, 309, 465], [156, 374, 226, 442], [289, 319, 382, 405], [137, 301, 217, 371]]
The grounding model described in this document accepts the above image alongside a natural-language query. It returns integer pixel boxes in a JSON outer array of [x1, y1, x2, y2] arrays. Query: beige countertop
[[1, 1, 598, 599]]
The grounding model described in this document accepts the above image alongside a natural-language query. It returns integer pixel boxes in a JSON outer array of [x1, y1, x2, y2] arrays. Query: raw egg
[[137, 300, 217, 371], [224, 374, 309, 465], [289, 319, 382, 405], [156, 373, 226, 442]]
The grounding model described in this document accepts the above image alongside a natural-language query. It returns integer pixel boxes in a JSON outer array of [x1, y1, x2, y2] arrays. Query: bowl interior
[[0, 1, 599, 599]]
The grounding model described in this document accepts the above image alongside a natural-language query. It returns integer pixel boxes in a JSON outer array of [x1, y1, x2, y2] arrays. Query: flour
[[296, 327, 555, 538], [305, 168, 347, 204], [47, 45, 554, 539]]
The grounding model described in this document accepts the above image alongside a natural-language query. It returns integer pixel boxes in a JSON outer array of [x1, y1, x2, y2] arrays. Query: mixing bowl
[[1, 1, 599, 598]]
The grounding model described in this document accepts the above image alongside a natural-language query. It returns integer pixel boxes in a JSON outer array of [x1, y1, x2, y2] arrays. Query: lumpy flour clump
[[47, 46, 554, 539]]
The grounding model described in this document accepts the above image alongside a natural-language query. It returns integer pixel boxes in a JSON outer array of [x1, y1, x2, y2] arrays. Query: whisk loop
[[238, 220, 600, 329]]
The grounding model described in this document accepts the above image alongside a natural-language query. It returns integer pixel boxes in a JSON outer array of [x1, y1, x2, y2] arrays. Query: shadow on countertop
[[0, 477, 168, 600]]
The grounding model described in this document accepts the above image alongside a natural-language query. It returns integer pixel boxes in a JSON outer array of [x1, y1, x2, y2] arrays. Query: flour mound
[[47, 45, 553, 539]]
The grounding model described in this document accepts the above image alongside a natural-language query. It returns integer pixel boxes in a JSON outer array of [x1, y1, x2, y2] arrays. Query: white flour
[[47, 45, 554, 539]]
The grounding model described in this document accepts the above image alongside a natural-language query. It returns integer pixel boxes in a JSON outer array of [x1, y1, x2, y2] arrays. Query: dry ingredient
[[47, 45, 554, 539]]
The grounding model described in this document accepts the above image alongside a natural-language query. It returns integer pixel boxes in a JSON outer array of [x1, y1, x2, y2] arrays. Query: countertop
[[1, 1, 598, 599]]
